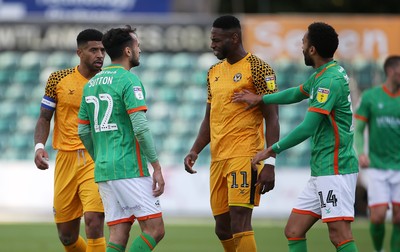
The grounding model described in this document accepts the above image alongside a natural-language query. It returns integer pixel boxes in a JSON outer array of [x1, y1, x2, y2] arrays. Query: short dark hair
[[383, 55, 400, 75], [76, 29, 103, 47], [307, 22, 338, 58], [102, 25, 136, 60], [212, 15, 241, 30]]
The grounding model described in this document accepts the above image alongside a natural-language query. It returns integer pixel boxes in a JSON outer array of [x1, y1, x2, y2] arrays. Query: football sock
[[233, 231, 256, 252], [370, 223, 385, 251], [129, 232, 157, 252], [64, 235, 87, 252], [87, 237, 106, 252], [336, 240, 358, 251], [391, 224, 400, 252], [106, 242, 125, 252], [288, 238, 307, 252], [220, 237, 235, 252]]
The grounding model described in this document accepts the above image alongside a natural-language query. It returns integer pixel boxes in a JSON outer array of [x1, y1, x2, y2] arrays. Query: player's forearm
[[263, 87, 307, 105], [129, 112, 158, 163], [272, 111, 323, 154], [354, 119, 366, 155], [34, 117, 51, 145], [78, 124, 95, 159], [190, 118, 211, 154], [263, 104, 279, 158]]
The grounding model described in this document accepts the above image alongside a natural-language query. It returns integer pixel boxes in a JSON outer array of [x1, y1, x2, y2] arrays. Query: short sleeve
[[124, 74, 148, 114], [308, 76, 340, 115]]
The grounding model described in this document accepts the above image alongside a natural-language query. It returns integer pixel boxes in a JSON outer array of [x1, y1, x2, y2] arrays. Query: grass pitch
[[0, 217, 388, 251]]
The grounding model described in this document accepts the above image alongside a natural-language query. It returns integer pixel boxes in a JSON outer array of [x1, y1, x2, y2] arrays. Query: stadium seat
[[13, 69, 40, 86], [164, 69, 185, 87], [46, 51, 73, 69], [0, 70, 14, 87], [170, 52, 194, 70], [19, 51, 47, 71], [144, 52, 170, 70], [197, 52, 218, 70], [0, 51, 20, 70]]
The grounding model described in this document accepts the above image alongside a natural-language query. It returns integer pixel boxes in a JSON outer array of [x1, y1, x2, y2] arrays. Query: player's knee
[[370, 213, 386, 224], [58, 233, 77, 246], [154, 226, 165, 243], [284, 225, 303, 239], [84, 212, 105, 237]]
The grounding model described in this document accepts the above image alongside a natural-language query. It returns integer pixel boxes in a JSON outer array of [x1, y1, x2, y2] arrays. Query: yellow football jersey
[[41, 66, 89, 151], [207, 53, 277, 161]]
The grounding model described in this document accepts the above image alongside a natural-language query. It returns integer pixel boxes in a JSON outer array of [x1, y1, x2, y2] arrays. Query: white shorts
[[365, 168, 400, 207], [98, 177, 162, 226], [293, 173, 358, 223]]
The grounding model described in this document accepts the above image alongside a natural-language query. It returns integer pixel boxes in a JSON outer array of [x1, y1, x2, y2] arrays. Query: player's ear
[[124, 47, 131, 57], [76, 48, 82, 58]]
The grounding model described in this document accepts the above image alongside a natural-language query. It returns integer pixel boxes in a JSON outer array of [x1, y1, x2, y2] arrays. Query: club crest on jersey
[[316, 87, 330, 103], [233, 73, 242, 82], [265, 76, 276, 90], [133, 86, 144, 100]]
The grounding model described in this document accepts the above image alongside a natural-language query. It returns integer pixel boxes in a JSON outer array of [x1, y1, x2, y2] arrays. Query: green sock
[[370, 223, 385, 251], [129, 232, 157, 252], [337, 240, 358, 252], [391, 224, 400, 252], [107, 242, 126, 252], [288, 239, 307, 252]]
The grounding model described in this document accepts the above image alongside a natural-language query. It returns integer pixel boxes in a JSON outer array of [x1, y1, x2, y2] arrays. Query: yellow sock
[[87, 237, 106, 252], [221, 237, 236, 252], [233, 231, 257, 252], [64, 236, 87, 252]]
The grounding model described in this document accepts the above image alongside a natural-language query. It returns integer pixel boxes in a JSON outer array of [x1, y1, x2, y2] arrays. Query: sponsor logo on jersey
[[316, 87, 330, 103], [133, 86, 144, 100], [265, 76, 276, 90], [233, 73, 242, 82]]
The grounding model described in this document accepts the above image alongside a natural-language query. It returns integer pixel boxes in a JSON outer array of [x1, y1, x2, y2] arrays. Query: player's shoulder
[[208, 59, 225, 72], [49, 67, 75, 80], [362, 85, 382, 97]]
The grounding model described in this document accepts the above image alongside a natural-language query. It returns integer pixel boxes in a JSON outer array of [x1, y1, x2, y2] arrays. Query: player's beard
[[303, 50, 314, 67], [130, 54, 140, 67]]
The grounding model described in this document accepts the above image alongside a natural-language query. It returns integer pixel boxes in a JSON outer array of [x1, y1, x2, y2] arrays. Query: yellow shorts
[[210, 156, 262, 216], [53, 149, 104, 223]]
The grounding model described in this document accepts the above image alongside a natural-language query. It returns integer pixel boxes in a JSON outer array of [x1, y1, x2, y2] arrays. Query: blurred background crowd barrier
[[1, 0, 398, 220]]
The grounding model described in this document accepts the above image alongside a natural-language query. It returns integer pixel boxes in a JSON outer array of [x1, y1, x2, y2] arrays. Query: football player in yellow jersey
[[34, 29, 106, 252], [184, 15, 280, 252]]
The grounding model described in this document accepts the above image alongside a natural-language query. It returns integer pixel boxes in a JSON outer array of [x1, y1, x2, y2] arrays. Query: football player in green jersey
[[78, 25, 165, 252], [232, 22, 359, 252], [355, 55, 400, 252]]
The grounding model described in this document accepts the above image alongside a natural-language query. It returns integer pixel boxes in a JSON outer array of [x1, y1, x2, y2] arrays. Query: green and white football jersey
[[355, 85, 400, 170], [78, 64, 150, 182], [301, 61, 359, 176]]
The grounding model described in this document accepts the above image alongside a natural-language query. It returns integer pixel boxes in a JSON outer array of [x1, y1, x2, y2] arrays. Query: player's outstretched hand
[[152, 169, 165, 197], [358, 154, 370, 168], [231, 89, 263, 110], [257, 165, 275, 194], [184, 151, 198, 174], [34, 149, 49, 170]]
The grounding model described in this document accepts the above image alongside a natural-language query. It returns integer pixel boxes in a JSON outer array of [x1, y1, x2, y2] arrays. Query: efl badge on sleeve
[[265, 76, 276, 90], [133, 86, 144, 100], [316, 87, 330, 103]]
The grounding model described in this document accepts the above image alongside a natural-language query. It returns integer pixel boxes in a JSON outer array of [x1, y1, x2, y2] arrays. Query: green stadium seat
[[164, 69, 185, 87], [190, 70, 207, 86], [4, 83, 26, 100], [0, 70, 14, 86], [170, 52, 194, 69], [197, 52, 217, 70], [0, 51, 20, 70], [46, 51, 73, 69], [13, 69, 40, 86], [19, 51, 47, 71], [144, 52, 169, 70]]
